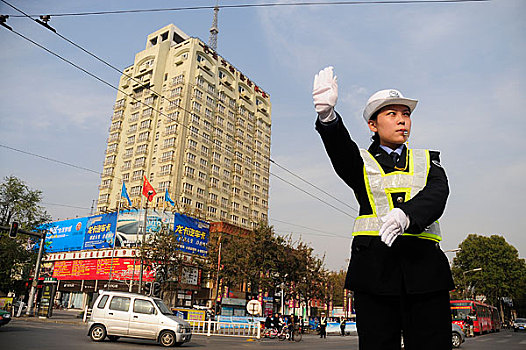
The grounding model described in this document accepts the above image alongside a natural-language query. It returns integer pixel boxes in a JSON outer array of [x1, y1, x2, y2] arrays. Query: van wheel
[[107, 335, 120, 342], [159, 330, 176, 347], [90, 325, 106, 342]]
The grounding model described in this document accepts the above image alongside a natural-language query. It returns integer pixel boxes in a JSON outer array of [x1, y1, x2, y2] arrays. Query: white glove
[[379, 208, 410, 247], [313, 66, 338, 122]]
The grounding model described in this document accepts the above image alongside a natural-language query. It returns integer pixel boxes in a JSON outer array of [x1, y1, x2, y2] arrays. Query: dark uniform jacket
[[316, 114, 454, 296]]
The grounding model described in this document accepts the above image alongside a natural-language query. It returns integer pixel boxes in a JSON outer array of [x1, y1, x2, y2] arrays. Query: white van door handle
[[108, 312, 113, 315], [133, 315, 138, 318]]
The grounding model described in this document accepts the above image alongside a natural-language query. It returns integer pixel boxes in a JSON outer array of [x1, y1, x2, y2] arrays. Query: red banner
[[52, 258, 155, 281]]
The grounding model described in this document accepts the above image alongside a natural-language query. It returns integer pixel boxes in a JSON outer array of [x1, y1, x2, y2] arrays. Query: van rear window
[[97, 295, 109, 309]]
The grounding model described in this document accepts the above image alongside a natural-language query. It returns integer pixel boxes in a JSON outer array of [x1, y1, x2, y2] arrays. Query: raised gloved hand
[[313, 66, 338, 122], [379, 208, 410, 247]]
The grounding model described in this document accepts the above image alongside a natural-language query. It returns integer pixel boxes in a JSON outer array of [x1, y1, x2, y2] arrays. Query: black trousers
[[354, 290, 451, 350], [320, 325, 327, 338]]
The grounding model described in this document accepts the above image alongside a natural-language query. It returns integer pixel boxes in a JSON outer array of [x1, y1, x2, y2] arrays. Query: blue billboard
[[82, 212, 118, 250], [43, 217, 88, 252], [173, 213, 209, 257]]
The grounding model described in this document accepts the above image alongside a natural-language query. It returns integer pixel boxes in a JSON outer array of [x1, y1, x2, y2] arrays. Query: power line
[[271, 173, 355, 219], [0, 143, 102, 176], [41, 202, 91, 210], [270, 217, 350, 238], [4, 0, 490, 18], [274, 229, 350, 240], [270, 159, 358, 213], [1, 8, 356, 219]]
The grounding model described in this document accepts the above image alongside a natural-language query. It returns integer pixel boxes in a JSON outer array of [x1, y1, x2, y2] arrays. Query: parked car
[[513, 318, 526, 332], [0, 309, 11, 327], [452, 323, 466, 348], [87, 291, 191, 347]]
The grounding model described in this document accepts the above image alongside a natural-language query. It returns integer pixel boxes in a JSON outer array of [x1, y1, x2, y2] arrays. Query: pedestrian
[[465, 315, 474, 337], [340, 317, 346, 336], [265, 314, 272, 330], [319, 312, 327, 339], [313, 67, 454, 350], [271, 313, 279, 330], [289, 314, 296, 340]]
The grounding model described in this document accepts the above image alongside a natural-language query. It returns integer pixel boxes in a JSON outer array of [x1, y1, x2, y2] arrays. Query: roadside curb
[[13, 317, 85, 326]]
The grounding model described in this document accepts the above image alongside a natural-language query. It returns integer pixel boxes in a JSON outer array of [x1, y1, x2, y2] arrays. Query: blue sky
[[1, 0, 525, 271]]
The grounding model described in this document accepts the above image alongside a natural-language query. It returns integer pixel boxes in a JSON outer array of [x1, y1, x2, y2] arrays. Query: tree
[[142, 223, 184, 302], [0, 176, 51, 295], [451, 234, 526, 311], [207, 223, 328, 307]]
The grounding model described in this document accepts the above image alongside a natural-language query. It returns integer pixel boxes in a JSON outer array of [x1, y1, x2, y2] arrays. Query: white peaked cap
[[363, 89, 418, 122]]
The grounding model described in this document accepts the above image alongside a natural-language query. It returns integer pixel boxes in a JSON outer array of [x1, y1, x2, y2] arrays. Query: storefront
[[220, 297, 247, 316]]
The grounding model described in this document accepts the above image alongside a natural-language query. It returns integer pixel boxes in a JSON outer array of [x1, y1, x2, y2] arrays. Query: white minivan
[[87, 290, 191, 347]]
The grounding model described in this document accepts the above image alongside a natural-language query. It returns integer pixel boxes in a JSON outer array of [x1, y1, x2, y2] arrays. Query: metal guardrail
[[190, 320, 261, 339], [82, 310, 261, 339], [83, 307, 92, 323]]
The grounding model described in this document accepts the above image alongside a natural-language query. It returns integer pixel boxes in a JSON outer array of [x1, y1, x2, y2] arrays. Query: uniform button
[[397, 196, 404, 203]]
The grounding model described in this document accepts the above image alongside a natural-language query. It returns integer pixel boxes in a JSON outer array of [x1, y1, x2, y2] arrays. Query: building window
[[188, 139, 198, 150]]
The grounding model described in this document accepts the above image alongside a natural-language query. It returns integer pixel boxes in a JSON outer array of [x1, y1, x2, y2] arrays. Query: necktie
[[390, 152, 399, 165]]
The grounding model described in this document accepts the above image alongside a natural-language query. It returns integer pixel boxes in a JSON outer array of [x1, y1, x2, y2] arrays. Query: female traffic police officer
[[312, 67, 454, 350]]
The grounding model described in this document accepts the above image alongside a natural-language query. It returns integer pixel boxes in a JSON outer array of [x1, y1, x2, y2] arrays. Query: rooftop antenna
[[208, 0, 219, 50]]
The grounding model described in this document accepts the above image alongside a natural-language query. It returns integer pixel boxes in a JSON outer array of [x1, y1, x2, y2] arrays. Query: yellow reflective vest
[[352, 149, 442, 242]]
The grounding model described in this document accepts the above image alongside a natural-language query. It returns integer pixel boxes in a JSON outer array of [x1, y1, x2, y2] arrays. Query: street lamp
[[463, 267, 482, 299], [444, 248, 461, 266]]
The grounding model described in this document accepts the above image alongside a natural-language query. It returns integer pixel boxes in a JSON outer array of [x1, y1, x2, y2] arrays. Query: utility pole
[[208, 1, 219, 50], [27, 232, 45, 315], [1, 224, 47, 316], [214, 235, 222, 315], [138, 191, 152, 294]]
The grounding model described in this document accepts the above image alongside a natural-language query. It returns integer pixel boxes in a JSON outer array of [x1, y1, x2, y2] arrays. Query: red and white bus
[[450, 300, 500, 334]]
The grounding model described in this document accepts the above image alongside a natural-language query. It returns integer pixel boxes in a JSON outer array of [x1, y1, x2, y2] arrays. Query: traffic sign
[[246, 300, 262, 315]]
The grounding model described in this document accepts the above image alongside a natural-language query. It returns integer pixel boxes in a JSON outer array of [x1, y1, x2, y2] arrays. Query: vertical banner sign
[[83, 212, 118, 250], [173, 213, 209, 256], [43, 217, 88, 252]]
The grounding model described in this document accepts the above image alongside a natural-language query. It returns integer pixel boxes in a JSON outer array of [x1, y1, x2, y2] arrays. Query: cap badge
[[389, 90, 399, 97]]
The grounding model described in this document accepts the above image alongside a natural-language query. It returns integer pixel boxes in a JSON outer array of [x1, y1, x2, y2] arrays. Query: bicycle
[[277, 325, 302, 342]]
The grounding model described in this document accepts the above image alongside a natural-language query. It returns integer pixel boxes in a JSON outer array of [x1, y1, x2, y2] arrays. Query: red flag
[[142, 176, 156, 202]]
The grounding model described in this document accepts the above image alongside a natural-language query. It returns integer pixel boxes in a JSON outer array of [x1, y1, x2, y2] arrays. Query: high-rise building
[[97, 24, 271, 230]]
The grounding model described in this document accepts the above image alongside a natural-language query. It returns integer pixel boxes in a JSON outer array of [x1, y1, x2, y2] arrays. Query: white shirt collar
[[380, 144, 404, 156]]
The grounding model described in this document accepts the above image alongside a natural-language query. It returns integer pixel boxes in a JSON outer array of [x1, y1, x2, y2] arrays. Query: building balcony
[[97, 198, 110, 205], [136, 137, 151, 144], [111, 114, 124, 122], [121, 165, 131, 172], [113, 101, 126, 110], [98, 183, 112, 190], [160, 155, 175, 163], [158, 170, 172, 177], [135, 148, 148, 155], [162, 143, 176, 150], [103, 160, 116, 166]]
